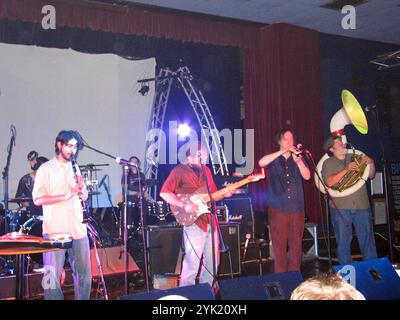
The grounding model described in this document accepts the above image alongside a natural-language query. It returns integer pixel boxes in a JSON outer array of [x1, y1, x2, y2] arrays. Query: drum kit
[[4, 197, 43, 237], [118, 200, 176, 241]]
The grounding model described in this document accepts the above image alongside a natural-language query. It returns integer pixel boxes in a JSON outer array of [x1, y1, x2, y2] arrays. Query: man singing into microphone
[[32, 130, 91, 300], [258, 129, 310, 273]]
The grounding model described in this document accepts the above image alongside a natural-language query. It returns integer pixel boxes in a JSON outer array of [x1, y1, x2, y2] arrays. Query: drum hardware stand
[[99, 175, 119, 244]]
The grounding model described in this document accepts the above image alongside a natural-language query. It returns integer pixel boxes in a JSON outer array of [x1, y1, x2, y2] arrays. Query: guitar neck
[[205, 177, 252, 202]]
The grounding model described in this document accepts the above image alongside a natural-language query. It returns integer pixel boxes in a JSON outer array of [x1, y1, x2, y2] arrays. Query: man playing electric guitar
[[160, 141, 225, 288], [160, 141, 264, 288]]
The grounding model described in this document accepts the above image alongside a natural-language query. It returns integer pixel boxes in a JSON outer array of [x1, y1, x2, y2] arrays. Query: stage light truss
[[370, 50, 400, 70], [142, 66, 229, 198]]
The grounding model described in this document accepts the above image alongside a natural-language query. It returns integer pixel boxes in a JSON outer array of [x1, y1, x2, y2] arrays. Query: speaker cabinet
[[145, 222, 241, 280], [219, 272, 304, 300], [119, 283, 215, 300], [219, 222, 241, 276], [146, 224, 183, 278], [334, 257, 400, 300]]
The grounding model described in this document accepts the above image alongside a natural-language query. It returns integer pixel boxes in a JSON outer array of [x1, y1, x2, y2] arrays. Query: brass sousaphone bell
[[315, 89, 370, 197]]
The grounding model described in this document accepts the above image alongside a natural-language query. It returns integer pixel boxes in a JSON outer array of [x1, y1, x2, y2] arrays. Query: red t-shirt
[[160, 164, 218, 231]]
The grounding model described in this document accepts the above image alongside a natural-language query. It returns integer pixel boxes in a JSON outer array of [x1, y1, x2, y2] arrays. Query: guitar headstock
[[248, 168, 266, 182]]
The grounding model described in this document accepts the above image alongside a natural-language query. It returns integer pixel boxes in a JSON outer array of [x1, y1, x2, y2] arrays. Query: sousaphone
[[315, 89, 370, 197]]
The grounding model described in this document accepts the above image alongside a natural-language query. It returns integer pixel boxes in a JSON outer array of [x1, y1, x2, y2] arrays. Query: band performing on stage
[[0, 91, 396, 301]]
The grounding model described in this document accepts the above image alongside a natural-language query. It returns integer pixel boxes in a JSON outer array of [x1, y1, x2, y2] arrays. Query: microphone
[[364, 105, 376, 112], [98, 175, 107, 188], [243, 233, 251, 259], [115, 157, 137, 167], [292, 144, 305, 156]]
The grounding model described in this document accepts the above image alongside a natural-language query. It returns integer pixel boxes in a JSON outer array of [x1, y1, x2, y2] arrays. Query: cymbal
[[129, 179, 157, 187], [81, 168, 102, 172], [8, 197, 32, 203], [79, 163, 109, 168], [88, 191, 101, 196]]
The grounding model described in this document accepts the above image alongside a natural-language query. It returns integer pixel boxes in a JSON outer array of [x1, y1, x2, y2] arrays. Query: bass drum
[[20, 215, 43, 237]]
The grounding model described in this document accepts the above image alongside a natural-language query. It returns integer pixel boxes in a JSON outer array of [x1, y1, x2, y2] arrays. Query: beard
[[60, 150, 73, 162]]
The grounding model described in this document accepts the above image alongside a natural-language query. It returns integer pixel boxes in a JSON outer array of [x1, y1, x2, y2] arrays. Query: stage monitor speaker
[[220, 197, 254, 244], [146, 224, 183, 278], [219, 222, 241, 276], [334, 257, 400, 300], [118, 283, 215, 300], [90, 245, 140, 278], [219, 271, 304, 300]]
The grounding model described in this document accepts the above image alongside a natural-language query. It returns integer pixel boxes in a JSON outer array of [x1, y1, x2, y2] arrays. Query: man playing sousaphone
[[321, 135, 377, 265]]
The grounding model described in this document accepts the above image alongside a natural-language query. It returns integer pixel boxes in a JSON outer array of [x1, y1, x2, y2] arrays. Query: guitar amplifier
[[146, 224, 183, 278], [219, 222, 241, 276], [218, 196, 255, 244], [145, 222, 241, 280]]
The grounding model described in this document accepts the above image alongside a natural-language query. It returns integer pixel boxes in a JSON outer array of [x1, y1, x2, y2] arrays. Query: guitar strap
[[190, 165, 201, 179]]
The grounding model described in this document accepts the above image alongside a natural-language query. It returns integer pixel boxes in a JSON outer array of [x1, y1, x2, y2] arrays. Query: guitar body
[[170, 194, 210, 226], [169, 169, 266, 227]]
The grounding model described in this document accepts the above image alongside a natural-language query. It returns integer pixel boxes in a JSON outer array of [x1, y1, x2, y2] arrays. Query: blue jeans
[[180, 223, 220, 287], [42, 236, 92, 300], [330, 208, 377, 265]]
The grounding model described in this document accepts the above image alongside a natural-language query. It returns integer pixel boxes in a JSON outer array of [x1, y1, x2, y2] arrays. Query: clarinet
[[71, 156, 89, 224]]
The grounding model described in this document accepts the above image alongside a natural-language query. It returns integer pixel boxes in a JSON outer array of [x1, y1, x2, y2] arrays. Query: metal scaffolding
[[142, 66, 229, 198], [370, 50, 400, 70]]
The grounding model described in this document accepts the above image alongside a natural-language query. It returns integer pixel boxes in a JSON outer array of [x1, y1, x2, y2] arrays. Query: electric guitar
[[170, 169, 265, 226]]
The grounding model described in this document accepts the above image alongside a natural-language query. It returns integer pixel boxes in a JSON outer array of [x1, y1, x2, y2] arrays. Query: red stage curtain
[[244, 23, 324, 223], [0, 0, 257, 48], [0, 2, 325, 222]]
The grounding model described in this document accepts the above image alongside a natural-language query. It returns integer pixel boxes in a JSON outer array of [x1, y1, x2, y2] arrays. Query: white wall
[[0, 43, 155, 209]]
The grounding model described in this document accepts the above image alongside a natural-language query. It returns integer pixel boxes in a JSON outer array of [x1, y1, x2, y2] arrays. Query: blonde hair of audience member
[[290, 273, 366, 300]]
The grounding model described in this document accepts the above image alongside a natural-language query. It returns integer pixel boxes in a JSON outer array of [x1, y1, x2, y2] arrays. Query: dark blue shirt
[[266, 156, 305, 213]]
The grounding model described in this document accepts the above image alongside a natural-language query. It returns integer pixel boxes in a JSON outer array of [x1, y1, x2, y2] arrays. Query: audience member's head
[[290, 273, 366, 300]]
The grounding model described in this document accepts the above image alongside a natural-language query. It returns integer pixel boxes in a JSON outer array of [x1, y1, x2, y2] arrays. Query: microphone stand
[[2, 125, 16, 235], [199, 157, 228, 286], [135, 168, 150, 292], [370, 107, 395, 262], [303, 151, 334, 270], [122, 165, 129, 296], [80, 141, 150, 295]]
